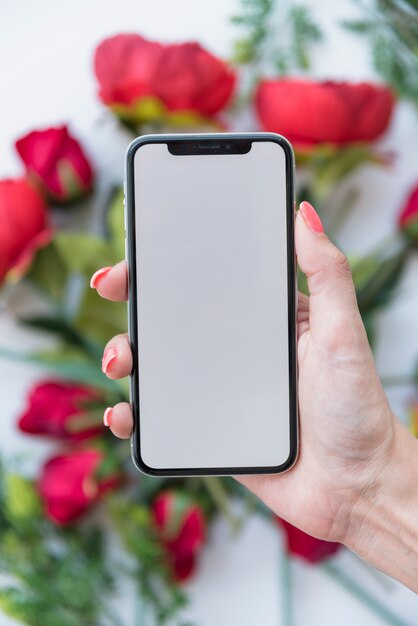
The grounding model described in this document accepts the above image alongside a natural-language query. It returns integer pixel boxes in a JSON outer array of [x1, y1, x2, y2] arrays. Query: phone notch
[[167, 139, 252, 156]]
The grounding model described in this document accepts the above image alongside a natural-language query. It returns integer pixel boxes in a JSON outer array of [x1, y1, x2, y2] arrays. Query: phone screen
[[131, 138, 295, 472]]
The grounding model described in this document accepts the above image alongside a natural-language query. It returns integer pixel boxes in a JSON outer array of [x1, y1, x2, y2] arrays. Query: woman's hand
[[91, 201, 418, 590]]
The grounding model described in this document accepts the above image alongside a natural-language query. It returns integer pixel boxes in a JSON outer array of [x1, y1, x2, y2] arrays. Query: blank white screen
[[134, 140, 291, 470]]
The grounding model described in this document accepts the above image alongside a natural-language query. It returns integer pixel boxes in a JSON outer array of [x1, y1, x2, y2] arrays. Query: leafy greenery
[[343, 0, 418, 107], [0, 466, 116, 626], [109, 498, 189, 626], [231, 0, 322, 72]]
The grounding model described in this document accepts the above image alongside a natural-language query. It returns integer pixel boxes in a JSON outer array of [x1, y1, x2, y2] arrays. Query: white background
[[1, 0, 418, 625]]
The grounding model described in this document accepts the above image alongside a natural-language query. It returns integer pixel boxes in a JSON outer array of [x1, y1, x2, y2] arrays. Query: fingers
[[92, 263, 132, 439], [295, 201, 367, 351], [102, 333, 132, 379], [103, 402, 133, 439], [90, 261, 128, 302]]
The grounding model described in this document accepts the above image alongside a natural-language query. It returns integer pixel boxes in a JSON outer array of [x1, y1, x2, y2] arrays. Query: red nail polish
[[299, 201, 324, 234], [90, 266, 112, 289], [103, 407, 113, 427], [102, 346, 117, 374]]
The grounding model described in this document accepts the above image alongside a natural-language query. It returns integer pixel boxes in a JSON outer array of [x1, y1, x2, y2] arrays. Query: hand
[[91, 201, 412, 553]]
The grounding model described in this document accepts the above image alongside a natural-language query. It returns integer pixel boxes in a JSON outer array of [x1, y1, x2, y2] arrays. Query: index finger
[[90, 261, 128, 301]]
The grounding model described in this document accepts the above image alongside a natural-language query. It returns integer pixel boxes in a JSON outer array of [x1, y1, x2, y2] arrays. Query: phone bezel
[[125, 132, 298, 476]]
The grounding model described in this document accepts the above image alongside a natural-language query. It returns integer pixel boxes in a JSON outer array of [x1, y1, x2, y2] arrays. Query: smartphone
[[124, 132, 298, 476]]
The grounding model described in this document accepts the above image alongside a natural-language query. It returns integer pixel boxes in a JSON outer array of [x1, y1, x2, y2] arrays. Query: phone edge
[[124, 132, 299, 477]]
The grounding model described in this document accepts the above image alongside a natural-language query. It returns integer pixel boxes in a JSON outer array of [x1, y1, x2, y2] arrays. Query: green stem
[[280, 550, 293, 626], [200, 477, 241, 533], [322, 561, 412, 626]]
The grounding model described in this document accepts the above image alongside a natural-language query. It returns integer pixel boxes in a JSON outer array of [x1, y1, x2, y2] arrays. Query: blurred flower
[[39, 449, 120, 524], [94, 34, 163, 110], [256, 79, 395, 147], [152, 490, 206, 581], [0, 178, 50, 284], [398, 183, 418, 245], [18, 380, 106, 441], [278, 518, 341, 563], [154, 42, 236, 117], [15, 125, 94, 203], [94, 33, 236, 127]]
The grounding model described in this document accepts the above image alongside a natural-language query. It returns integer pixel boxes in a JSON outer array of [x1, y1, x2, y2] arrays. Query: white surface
[[134, 140, 291, 470], [1, 1, 418, 625]]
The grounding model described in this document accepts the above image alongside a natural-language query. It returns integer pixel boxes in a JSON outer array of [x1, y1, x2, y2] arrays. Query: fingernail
[[102, 346, 117, 374], [103, 407, 113, 428], [299, 201, 324, 234], [90, 266, 112, 289]]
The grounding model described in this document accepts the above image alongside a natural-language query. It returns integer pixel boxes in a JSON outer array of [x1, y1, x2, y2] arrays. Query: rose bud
[[277, 518, 341, 563], [398, 183, 418, 246], [256, 79, 395, 147], [152, 490, 206, 581], [18, 380, 106, 441], [39, 448, 120, 524], [94, 33, 235, 127], [0, 178, 50, 284], [15, 125, 94, 204]]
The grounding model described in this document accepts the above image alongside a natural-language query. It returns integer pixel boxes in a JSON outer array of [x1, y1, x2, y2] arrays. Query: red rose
[[94, 34, 236, 125], [0, 178, 50, 283], [154, 42, 236, 116], [398, 184, 418, 245], [256, 79, 395, 146], [15, 125, 94, 203], [278, 518, 341, 563], [152, 490, 206, 581], [39, 449, 120, 524], [18, 380, 105, 441], [94, 34, 164, 107]]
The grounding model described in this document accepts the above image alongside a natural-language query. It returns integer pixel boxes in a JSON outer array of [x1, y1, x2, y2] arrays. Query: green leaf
[[18, 314, 102, 360], [0, 345, 120, 395], [107, 186, 125, 261], [26, 242, 68, 302], [74, 287, 127, 343], [297, 270, 309, 296], [353, 246, 409, 316], [54, 232, 116, 275], [4, 474, 42, 523]]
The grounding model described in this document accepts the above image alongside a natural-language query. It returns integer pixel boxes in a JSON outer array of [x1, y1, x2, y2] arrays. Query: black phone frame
[[125, 132, 298, 477]]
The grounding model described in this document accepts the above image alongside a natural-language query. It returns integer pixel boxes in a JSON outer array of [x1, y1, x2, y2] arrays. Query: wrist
[[344, 415, 418, 590]]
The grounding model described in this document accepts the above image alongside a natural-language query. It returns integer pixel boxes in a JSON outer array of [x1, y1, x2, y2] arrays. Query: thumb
[[295, 201, 367, 351]]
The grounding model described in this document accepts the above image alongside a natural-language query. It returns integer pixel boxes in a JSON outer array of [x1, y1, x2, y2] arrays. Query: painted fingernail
[[103, 407, 113, 428], [299, 201, 324, 234], [102, 346, 117, 374], [90, 266, 112, 289]]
